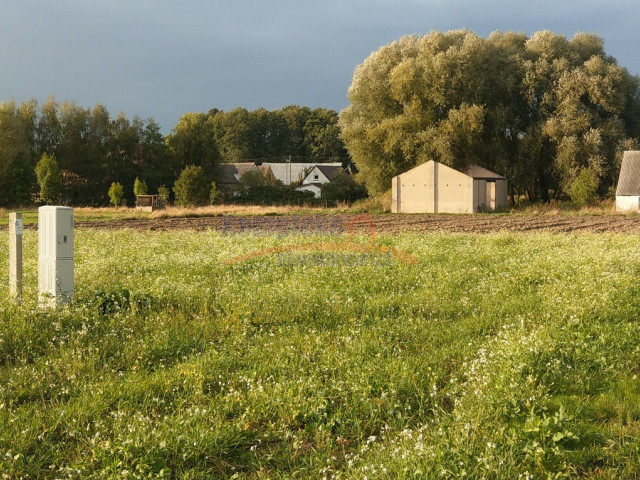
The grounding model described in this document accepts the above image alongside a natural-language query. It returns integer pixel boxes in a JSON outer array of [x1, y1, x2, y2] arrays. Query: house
[[615, 151, 640, 212], [218, 163, 262, 198], [391, 160, 508, 213], [262, 162, 343, 186], [296, 165, 345, 199]]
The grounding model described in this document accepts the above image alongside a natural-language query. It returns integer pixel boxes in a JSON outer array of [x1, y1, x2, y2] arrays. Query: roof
[[616, 151, 640, 196], [311, 165, 343, 180], [263, 162, 343, 185], [466, 165, 506, 180], [218, 163, 258, 184]]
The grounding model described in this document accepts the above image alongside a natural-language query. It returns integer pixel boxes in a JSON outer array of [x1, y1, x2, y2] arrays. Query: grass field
[[2, 228, 640, 478]]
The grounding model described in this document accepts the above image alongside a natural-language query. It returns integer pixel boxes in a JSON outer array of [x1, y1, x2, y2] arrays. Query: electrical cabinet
[[38, 206, 74, 307]]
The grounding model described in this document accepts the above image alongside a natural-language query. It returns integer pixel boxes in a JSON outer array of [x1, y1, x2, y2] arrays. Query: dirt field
[[61, 213, 640, 234]]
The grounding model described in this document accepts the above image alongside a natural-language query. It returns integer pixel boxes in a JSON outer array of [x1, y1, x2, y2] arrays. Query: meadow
[[2, 227, 640, 478]]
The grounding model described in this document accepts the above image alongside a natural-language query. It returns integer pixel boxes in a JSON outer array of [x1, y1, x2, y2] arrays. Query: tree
[[35, 153, 62, 203], [173, 165, 209, 206], [157, 185, 171, 203], [0, 100, 37, 205], [133, 176, 148, 196], [108, 182, 124, 207], [340, 30, 640, 200]]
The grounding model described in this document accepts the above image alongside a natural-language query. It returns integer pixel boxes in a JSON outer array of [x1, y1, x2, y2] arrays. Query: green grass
[[2, 229, 640, 478]]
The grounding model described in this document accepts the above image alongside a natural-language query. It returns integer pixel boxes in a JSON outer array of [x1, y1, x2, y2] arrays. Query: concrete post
[[9, 212, 23, 300]]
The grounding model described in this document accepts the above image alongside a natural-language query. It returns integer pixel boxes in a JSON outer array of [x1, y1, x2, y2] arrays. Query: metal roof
[[616, 151, 640, 196]]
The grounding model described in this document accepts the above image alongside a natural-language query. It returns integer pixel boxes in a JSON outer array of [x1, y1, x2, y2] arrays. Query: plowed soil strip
[[57, 213, 640, 234]]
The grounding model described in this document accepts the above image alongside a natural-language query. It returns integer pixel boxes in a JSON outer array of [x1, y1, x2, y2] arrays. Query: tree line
[[340, 30, 640, 204], [0, 99, 347, 206]]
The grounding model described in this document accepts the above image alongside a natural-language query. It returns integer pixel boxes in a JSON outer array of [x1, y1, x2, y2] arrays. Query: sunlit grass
[[1, 229, 640, 478]]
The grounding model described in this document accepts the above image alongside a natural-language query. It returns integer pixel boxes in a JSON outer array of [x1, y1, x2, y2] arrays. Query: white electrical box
[[38, 206, 74, 307]]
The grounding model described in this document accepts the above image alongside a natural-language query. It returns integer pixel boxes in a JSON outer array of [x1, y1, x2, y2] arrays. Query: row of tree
[[0, 99, 347, 206], [340, 30, 640, 203]]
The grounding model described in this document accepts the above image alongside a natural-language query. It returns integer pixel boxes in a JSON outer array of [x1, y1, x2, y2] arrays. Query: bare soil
[[64, 213, 640, 234]]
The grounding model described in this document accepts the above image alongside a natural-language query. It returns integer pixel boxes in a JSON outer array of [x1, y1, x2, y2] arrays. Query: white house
[[616, 151, 640, 212], [262, 162, 343, 186], [296, 165, 345, 199]]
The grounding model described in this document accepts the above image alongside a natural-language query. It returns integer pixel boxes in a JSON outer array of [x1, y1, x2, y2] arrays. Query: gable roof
[[303, 165, 344, 183], [218, 163, 258, 184], [466, 165, 506, 180], [262, 162, 343, 185], [616, 151, 640, 196]]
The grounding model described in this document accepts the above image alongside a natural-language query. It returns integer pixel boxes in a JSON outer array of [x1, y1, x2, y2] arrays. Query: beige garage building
[[391, 160, 508, 213]]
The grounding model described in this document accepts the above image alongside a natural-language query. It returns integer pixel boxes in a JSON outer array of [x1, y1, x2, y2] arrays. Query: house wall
[[616, 196, 640, 212], [296, 184, 322, 199]]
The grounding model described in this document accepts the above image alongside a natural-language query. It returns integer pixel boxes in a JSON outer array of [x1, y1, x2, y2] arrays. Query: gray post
[[9, 212, 23, 300]]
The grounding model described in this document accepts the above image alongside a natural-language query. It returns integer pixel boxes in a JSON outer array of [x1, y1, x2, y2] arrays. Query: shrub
[[568, 168, 599, 207], [108, 182, 124, 207], [173, 165, 209, 207], [321, 172, 368, 204]]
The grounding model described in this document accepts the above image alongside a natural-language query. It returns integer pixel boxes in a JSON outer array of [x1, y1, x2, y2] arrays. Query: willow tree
[[340, 30, 640, 200]]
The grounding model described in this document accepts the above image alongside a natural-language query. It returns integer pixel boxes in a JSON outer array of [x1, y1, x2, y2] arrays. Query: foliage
[[340, 30, 640, 199], [34, 153, 62, 204], [3, 230, 640, 477], [321, 171, 368, 203], [173, 165, 209, 207], [239, 169, 268, 189], [133, 176, 148, 197], [567, 167, 600, 207], [107, 182, 124, 207], [209, 181, 221, 205], [157, 185, 170, 203], [232, 184, 316, 205]]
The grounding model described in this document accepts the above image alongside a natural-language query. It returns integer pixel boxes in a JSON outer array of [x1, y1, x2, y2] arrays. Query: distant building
[[391, 161, 508, 214], [262, 162, 343, 186], [296, 165, 345, 199], [615, 151, 640, 212], [218, 163, 262, 198]]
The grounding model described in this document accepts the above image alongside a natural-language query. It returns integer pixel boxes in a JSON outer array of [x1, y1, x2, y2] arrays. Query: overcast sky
[[1, 0, 638, 133]]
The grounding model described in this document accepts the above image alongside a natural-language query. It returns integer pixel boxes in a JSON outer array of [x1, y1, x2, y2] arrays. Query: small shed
[[616, 151, 640, 212], [391, 160, 508, 214], [135, 195, 164, 212]]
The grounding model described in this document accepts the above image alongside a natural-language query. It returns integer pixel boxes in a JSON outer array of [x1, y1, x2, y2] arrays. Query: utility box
[[38, 206, 74, 307]]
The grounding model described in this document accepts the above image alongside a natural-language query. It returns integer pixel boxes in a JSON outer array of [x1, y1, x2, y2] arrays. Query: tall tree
[[0, 100, 37, 205], [340, 30, 640, 199]]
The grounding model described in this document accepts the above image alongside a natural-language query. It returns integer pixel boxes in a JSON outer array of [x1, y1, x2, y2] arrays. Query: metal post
[[9, 212, 23, 300]]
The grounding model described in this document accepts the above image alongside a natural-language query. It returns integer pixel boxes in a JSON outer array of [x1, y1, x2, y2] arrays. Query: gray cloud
[[1, 0, 638, 133]]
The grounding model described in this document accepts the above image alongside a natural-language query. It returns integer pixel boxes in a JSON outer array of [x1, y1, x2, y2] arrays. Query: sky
[[1, 0, 638, 133]]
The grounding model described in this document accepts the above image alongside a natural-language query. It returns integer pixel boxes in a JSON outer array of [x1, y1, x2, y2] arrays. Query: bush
[[108, 182, 124, 207], [568, 168, 599, 207], [173, 165, 209, 207], [232, 185, 316, 205], [321, 172, 368, 204]]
